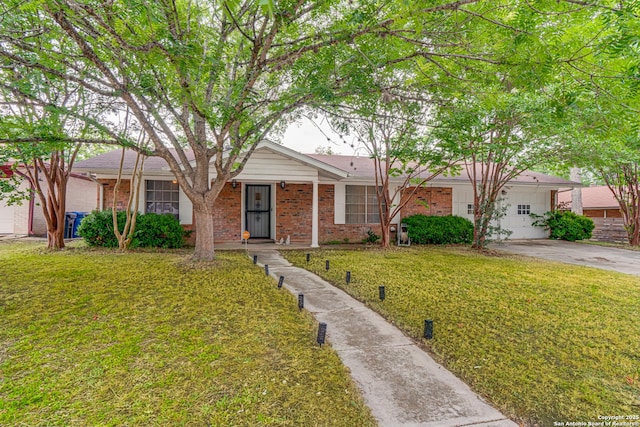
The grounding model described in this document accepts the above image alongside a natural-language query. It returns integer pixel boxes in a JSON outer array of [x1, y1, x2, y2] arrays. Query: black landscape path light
[[264, 264, 269, 276], [278, 276, 284, 289], [346, 271, 351, 284], [424, 319, 434, 340], [253, 255, 258, 264], [306, 253, 310, 263], [325, 260, 330, 271], [317, 322, 327, 346], [379, 285, 385, 301], [298, 294, 304, 311]]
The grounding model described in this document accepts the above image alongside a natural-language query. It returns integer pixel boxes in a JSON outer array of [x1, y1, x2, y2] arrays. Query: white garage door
[[453, 187, 550, 239], [502, 190, 548, 239], [0, 199, 15, 234]]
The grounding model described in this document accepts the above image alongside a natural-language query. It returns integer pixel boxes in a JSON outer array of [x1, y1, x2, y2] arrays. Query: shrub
[[78, 210, 187, 248], [402, 214, 474, 245], [134, 212, 188, 248], [363, 229, 380, 244], [76, 209, 123, 248], [531, 211, 595, 241]]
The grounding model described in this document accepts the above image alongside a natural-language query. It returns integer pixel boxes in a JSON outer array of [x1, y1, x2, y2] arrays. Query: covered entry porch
[[209, 141, 348, 247]]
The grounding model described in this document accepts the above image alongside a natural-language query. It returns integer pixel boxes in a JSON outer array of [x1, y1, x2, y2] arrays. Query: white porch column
[[312, 179, 319, 247]]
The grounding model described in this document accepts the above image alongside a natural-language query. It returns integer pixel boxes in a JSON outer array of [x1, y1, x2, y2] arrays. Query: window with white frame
[[345, 185, 384, 224], [517, 204, 531, 215], [467, 204, 474, 215], [146, 180, 179, 219]]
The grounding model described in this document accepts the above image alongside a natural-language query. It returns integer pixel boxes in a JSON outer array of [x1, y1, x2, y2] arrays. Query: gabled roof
[[558, 186, 619, 209], [254, 141, 349, 179], [74, 142, 578, 187]]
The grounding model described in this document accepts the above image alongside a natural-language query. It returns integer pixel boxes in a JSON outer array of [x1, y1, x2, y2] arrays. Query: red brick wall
[[276, 184, 313, 243], [318, 184, 383, 243], [316, 184, 454, 244], [212, 182, 242, 241], [399, 187, 453, 218], [100, 179, 131, 211], [98, 180, 455, 245]]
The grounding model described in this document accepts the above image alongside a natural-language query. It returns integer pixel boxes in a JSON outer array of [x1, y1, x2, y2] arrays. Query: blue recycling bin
[[71, 212, 88, 238], [64, 212, 77, 239]]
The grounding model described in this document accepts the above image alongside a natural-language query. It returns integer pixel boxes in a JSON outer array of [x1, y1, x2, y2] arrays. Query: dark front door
[[245, 185, 271, 239]]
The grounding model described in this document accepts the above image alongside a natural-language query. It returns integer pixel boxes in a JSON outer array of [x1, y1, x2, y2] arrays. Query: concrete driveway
[[491, 240, 640, 276]]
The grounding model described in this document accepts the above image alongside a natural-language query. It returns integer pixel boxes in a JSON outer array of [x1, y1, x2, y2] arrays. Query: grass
[[0, 240, 376, 426], [283, 246, 640, 426]]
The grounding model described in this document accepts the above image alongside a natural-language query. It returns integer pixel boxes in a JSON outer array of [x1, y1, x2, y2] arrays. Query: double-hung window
[[345, 185, 383, 224], [146, 180, 179, 220]]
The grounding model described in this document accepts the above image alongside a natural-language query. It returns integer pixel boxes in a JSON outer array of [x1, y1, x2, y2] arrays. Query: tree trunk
[[472, 217, 482, 249], [380, 221, 391, 248], [630, 222, 640, 246], [34, 161, 68, 250], [623, 201, 640, 246], [472, 216, 489, 250], [46, 181, 67, 249], [192, 203, 216, 261], [47, 216, 65, 249]]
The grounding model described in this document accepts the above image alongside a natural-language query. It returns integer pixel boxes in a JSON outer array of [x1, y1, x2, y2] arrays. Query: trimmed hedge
[[402, 214, 474, 245], [77, 210, 187, 248], [531, 211, 595, 241]]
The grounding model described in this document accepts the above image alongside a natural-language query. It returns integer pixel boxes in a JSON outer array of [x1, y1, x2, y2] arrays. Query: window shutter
[[334, 183, 345, 224]]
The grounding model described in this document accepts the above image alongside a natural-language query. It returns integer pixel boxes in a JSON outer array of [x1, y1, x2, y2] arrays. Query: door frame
[[243, 184, 273, 240]]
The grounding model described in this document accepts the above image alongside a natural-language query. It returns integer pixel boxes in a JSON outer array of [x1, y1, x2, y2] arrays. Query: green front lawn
[[283, 247, 640, 426], [0, 241, 375, 426]]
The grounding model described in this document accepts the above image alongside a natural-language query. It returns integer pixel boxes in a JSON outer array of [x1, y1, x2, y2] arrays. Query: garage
[[501, 189, 549, 239], [451, 186, 551, 239]]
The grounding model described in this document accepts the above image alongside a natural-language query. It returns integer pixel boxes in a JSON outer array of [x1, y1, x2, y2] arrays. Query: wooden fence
[[590, 217, 628, 243]]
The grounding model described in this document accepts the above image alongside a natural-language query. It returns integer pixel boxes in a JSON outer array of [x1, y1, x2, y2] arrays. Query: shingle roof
[[74, 146, 578, 187], [74, 148, 194, 172], [307, 154, 578, 186]]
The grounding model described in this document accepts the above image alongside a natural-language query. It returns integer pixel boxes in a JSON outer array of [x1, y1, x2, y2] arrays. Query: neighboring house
[[557, 186, 621, 218], [0, 164, 99, 236], [557, 186, 627, 242], [73, 141, 579, 246]]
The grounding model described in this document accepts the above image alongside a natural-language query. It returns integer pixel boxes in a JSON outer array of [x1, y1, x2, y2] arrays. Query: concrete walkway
[[250, 249, 516, 427]]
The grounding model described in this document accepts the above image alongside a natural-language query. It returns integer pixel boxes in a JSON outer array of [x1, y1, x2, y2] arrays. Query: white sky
[[277, 117, 354, 155]]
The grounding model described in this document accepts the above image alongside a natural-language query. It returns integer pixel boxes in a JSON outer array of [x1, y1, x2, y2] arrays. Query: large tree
[[323, 99, 457, 248], [430, 87, 567, 248], [536, 1, 640, 245], [0, 79, 97, 249], [312, 0, 578, 248], [421, 0, 619, 249], [0, 0, 425, 259]]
